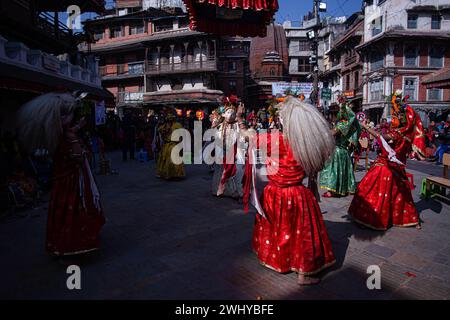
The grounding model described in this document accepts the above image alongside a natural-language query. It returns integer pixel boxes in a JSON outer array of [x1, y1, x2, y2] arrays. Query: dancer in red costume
[[349, 90, 420, 231], [16, 93, 105, 255], [395, 93, 426, 160], [242, 97, 336, 285]]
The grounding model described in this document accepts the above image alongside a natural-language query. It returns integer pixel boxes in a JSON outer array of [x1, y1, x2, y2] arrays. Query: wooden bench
[[422, 153, 450, 201]]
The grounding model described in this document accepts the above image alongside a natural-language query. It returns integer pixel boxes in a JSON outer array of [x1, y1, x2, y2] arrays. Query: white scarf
[[380, 135, 405, 166]]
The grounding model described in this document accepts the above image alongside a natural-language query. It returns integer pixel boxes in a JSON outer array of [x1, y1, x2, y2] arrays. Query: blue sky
[[76, 0, 364, 25], [275, 0, 364, 23]]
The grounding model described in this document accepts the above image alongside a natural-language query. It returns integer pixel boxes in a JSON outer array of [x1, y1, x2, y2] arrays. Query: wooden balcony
[[99, 61, 145, 78], [344, 55, 357, 66], [218, 48, 249, 58], [145, 58, 217, 75]]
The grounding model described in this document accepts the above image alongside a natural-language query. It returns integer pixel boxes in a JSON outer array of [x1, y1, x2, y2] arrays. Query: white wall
[[364, 0, 450, 43], [289, 58, 299, 74], [154, 76, 205, 92], [182, 76, 204, 90]]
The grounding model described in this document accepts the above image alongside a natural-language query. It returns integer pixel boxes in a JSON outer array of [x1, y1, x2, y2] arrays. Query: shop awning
[[144, 88, 223, 106], [182, 0, 279, 37], [422, 66, 450, 89]]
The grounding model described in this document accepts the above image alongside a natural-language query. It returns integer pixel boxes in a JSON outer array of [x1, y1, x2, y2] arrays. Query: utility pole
[[308, 0, 321, 201], [311, 0, 320, 107]]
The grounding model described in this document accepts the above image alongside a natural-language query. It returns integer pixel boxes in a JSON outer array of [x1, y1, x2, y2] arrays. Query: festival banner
[[272, 82, 314, 99]]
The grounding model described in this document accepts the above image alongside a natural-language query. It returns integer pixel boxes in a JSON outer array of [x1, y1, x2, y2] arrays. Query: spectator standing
[[121, 111, 136, 161]]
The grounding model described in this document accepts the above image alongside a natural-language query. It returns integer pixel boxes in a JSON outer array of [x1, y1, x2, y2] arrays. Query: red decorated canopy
[[182, 0, 279, 37]]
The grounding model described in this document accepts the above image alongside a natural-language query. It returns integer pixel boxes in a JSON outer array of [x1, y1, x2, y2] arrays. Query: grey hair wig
[[279, 96, 335, 176], [15, 92, 79, 155]]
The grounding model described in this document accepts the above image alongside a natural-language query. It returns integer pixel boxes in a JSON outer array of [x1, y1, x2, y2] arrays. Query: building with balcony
[[317, 16, 347, 75], [216, 37, 251, 102], [325, 13, 364, 113], [0, 0, 105, 56], [358, 0, 450, 124], [283, 21, 313, 82], [316, 16, 347, 112], [0, 0, 112, 118], [83, 2, 231, 113]]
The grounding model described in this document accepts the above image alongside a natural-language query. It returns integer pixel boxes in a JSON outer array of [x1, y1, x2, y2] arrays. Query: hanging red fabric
[[182, 0, 279, 37], [193, 0, 278, 11]]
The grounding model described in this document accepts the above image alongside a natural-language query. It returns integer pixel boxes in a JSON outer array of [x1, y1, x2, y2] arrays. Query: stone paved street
[[0, 152, 449, 300]]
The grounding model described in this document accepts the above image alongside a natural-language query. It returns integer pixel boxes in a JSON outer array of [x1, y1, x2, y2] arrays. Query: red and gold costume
[[47, 127, 105, 255], [349, 91, 419, 230], [245, 133, 335, 275], [392, 93, 426, 158], [16, 92, 105, 256]]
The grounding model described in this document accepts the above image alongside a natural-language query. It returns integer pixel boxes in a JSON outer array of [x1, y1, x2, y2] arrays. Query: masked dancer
[[211, 96, 246, 199], [320, 99, 361, 197], [242, 97, 336, 285], [15, 92, 105, 256], [348, 90, 421, 230], [155, 110, 185, 180]]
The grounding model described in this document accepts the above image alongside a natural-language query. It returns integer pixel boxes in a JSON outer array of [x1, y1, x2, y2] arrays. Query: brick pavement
[[0, 152, 449, 300]]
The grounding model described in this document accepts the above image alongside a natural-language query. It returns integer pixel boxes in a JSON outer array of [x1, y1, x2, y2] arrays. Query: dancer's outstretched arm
[[362, 122, 393, 141], [236, 103, 249, 132]]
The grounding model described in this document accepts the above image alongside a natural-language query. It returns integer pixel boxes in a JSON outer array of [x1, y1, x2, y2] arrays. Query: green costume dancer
[[320, 103, 361, 197]]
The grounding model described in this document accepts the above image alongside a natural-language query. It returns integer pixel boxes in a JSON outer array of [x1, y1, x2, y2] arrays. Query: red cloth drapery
[[192, 0, 278, 10], [182, 0, 279, 37]]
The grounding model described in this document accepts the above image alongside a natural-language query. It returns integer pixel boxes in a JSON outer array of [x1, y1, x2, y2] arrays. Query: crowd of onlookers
[[1, 106, 449, 215], [350, 115, 450, 165], [90, 107, 450, 167], [423, 117, 450, 164]]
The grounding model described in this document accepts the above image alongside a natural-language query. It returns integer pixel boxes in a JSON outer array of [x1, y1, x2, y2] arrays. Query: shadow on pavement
[[415, 198, 443, 215], [322, 220, 384, 274]]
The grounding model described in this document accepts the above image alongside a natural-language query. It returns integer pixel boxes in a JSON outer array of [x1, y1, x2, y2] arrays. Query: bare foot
[[298, 274, 320, 286], [322, 192, 336, 198], [217, 184, 225, 196]]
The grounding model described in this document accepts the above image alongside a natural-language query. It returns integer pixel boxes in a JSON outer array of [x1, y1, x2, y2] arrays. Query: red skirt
[[47, 164, 105, 255], [252, 182, 335, 275], [349, 159, 419, 230]]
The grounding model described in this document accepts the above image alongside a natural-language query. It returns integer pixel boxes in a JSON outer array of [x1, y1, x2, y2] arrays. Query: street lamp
[[307, 29, 316, 40]]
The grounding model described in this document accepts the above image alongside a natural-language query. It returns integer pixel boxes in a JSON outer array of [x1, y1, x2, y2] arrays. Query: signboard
[[344, 90, 355, 99], [321, 88, 332, 100], [272, 82, 314, 99], [356, 112, 367, 123], [95, 101, 106, 126]]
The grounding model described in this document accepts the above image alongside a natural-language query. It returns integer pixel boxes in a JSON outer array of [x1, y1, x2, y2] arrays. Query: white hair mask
[[15, 93, 78, 155], [279, 97, 335, 176]]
